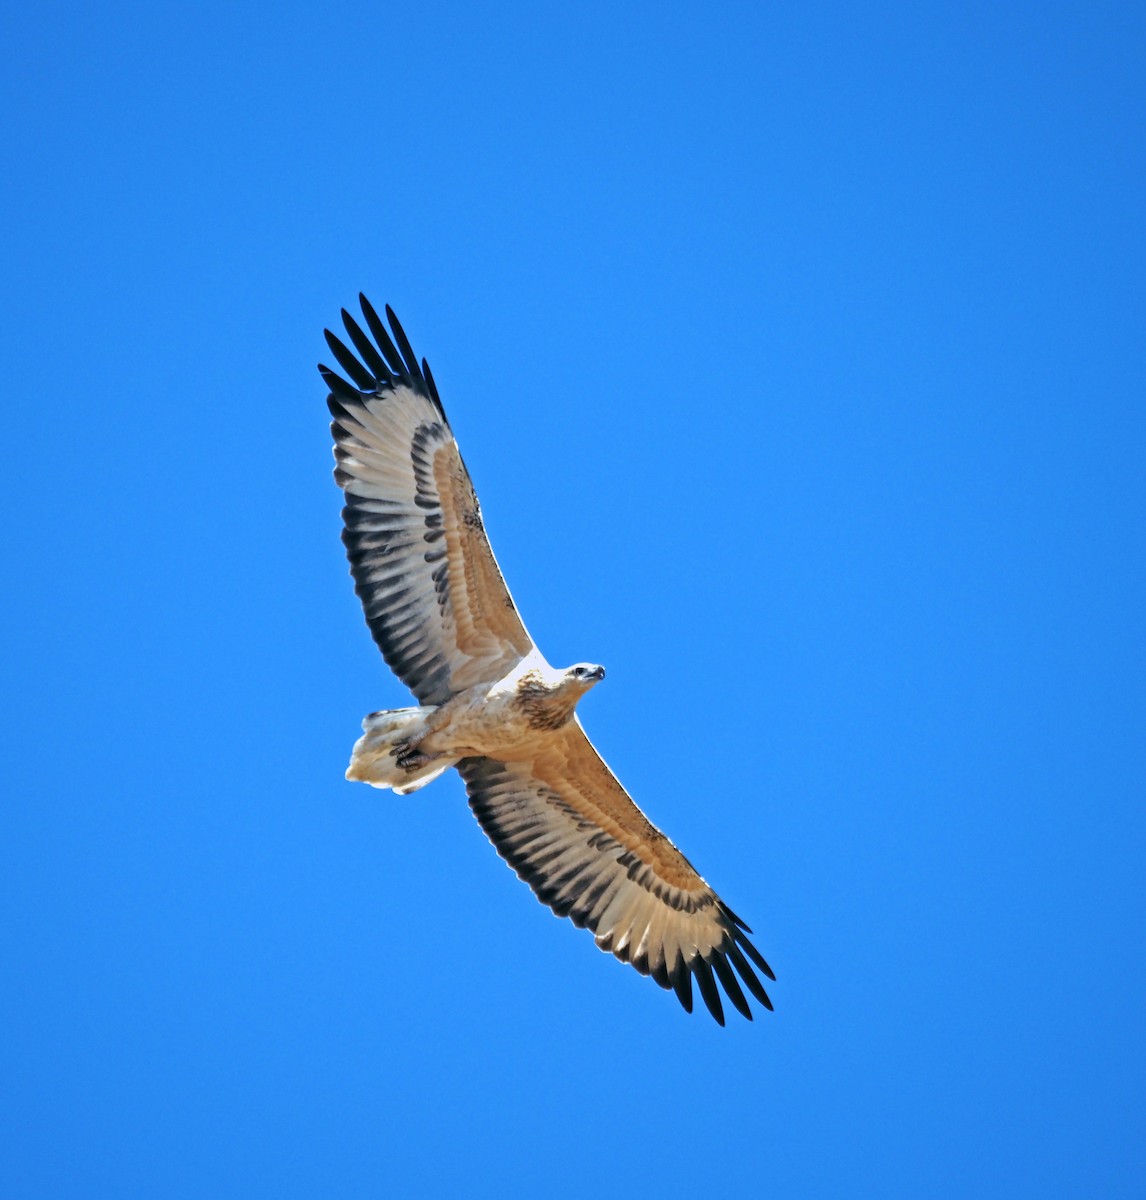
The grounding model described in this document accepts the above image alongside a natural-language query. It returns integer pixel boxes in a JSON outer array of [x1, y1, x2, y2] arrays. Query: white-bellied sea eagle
[[320, 297, 774, 1024]]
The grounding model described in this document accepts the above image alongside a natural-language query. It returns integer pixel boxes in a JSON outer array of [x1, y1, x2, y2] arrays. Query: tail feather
[[344, 707, 458, 793]]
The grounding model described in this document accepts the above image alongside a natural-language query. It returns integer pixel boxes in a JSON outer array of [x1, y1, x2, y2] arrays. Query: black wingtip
[[720, 901, 753, 935], [711, 953, 753, 1021], [385, 304, 422, 377], [358, 295, 407, 375], [318, 364, 363, 403], [692, 956, 726, 1026], [733, 924, 775, 982], [670, 954, 694, 1014], [341, 308, 392, 382], [421, 357, 445, 418], [324, 329, 376, 390], [725, 942, 773, 1009]]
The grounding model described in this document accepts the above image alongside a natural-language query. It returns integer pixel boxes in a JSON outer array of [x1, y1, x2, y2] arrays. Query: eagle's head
[[517, 662, 606, 731], [565, 663, 606, 691]]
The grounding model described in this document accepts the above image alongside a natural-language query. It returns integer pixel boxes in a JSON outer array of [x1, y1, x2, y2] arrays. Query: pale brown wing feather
[[458, 720, 774, 1024], [322, 299, 534, 704]]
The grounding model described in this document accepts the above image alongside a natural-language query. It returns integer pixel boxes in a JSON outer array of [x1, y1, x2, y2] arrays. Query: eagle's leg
[[391, 740, 443, 772], [389, 684, 483, 771], [387, 681, 490, 777]]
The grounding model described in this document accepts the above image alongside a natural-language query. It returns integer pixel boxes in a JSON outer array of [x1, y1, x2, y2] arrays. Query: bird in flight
[[320, 297, 774, 1024]]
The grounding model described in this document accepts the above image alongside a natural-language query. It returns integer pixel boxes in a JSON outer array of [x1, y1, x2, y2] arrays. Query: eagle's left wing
[[458, 722, 774, 1024], [321, 298, 535, 705]]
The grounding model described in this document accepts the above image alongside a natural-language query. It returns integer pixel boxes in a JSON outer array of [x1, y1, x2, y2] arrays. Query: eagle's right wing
[[458, 720, 774, 1024], [322, 298, 535, 705]]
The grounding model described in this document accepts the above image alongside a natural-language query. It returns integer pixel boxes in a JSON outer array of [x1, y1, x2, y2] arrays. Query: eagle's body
[[321, 298, 775, 1024], [345, 656, 600, 792]]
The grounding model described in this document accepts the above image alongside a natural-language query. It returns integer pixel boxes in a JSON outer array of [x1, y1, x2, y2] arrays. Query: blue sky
[[3, 2, 1144, 1196]]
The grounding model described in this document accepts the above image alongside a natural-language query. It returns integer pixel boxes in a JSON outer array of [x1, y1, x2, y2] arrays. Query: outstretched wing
[[321, 297, 535, 705], [458, 722, 775, 1024]]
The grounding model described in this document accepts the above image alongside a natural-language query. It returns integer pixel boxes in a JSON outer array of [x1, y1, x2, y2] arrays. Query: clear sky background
[[3, 2, 1144, 1197]]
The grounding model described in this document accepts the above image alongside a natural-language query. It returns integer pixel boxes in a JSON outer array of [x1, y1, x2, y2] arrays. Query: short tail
[[345, 707, 458, 795]]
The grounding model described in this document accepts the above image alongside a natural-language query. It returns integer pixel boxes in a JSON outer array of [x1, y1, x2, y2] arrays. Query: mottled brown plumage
[[515, 670, 585, 731]]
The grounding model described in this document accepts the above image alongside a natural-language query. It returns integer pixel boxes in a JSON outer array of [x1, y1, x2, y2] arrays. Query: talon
[[397, 747, 437, 772], [391, 740, 417, 764]]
